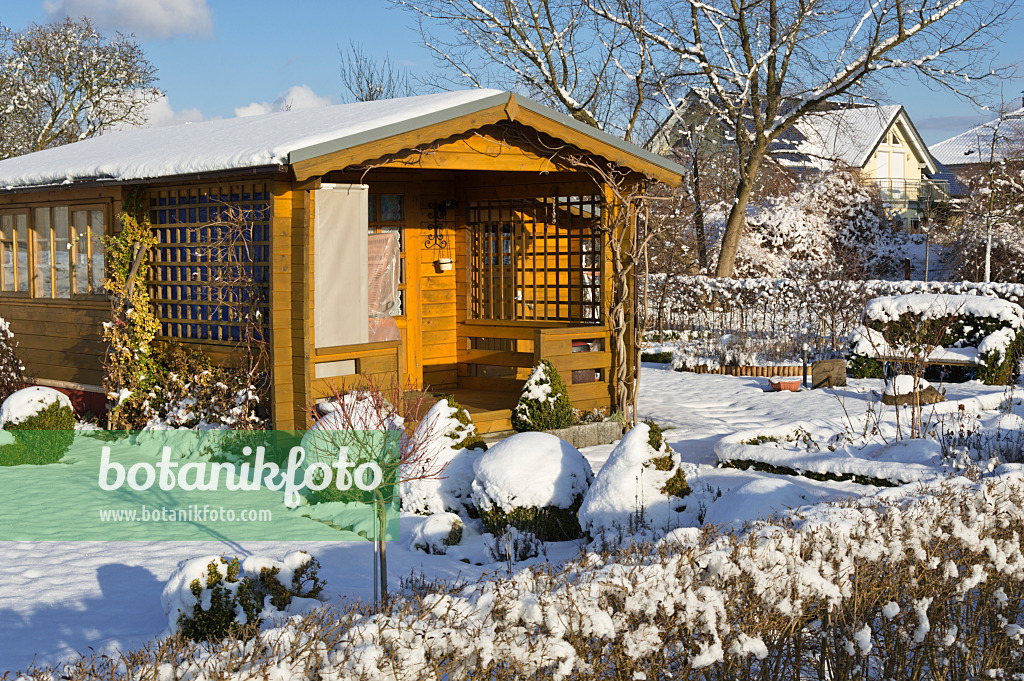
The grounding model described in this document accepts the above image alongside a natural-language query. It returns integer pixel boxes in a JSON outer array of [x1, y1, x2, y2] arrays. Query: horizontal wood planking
[[2, 298, 109, 387], [459, 376, 525, 393], [457, 349, 534, 368]]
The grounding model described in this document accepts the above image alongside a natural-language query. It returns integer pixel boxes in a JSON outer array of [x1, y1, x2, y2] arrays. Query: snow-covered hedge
[[650, 274, 1024, 364], [34, 472, 1024, 679], [472, 431, 593, 541], [850, 294, 1024, 385]]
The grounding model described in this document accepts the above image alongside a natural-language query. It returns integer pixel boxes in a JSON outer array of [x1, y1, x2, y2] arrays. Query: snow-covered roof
[[651, 94, 937, 174], [788, 106, 901, 168], [0, 90, 684, 190], [928, 108, 1024, 167]]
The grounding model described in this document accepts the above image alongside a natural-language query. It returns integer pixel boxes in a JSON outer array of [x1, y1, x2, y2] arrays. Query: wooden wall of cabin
[[0, 185, 123, 397]]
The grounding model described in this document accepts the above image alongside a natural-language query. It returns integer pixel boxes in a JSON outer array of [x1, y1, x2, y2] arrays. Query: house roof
[[786, 105, 901, 168], [928, 107, 1024, 167], [0, 90, 685, 190], [650, 92, 938, 174]]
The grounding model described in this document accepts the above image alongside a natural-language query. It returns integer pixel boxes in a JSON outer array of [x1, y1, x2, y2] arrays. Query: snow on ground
[[0, 364, 1013, 672]]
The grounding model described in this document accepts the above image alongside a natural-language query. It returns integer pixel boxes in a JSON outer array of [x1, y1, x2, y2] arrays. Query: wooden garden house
[[0, 90, 683, 431]]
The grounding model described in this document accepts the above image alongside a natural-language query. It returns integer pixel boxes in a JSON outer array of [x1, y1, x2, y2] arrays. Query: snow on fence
[[647, 275, 1024, 360]]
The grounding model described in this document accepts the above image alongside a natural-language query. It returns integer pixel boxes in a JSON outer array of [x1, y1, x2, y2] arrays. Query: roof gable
[[652, 93, 937, 174]]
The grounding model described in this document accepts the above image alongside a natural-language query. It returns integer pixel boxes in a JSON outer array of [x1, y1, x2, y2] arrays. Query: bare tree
[[594, 0, 1015, 276], [0, 17, 159, 159], [338, 41, 415, 102], [396, 0, 1014, 276], [390, 0, 674, 143]]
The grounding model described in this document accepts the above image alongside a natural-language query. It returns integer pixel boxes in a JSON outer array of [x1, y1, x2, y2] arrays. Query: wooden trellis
[[467, 195, 602, 323], [147, 183, 271, 343]]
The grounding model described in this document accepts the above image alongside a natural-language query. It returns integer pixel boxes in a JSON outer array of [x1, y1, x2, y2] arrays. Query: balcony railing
[[875, 179, 951, 207]]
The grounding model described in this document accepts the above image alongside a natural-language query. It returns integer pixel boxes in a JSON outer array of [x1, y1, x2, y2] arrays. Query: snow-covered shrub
[[163, 551, 324, 642], [0, 317, 24, 404], [472, 431, 593, 541], [402, 398, 483, 516], [850, 294, 1024, 385], [0, 386, 75, 465], [579, 420, 690, 542], [0, 385, 73, 428], [704, 171, 906, 279], [484, 526, 540, 563], [409, 512, 464, 555], [137, 343, 262, 430], [511, 360, 574, 432]]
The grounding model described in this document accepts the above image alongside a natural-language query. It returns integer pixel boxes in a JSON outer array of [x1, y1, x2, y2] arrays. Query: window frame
[[0, 209, 31, 297], [27, 203, 107, 300], [367, 193, 406, 317]]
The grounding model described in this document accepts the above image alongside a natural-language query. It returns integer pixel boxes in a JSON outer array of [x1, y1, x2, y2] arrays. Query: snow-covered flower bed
[[716, 389, 1018, 486]]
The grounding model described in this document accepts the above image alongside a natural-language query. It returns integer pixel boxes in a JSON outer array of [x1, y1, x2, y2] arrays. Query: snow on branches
[[0, 17, 159, 159]]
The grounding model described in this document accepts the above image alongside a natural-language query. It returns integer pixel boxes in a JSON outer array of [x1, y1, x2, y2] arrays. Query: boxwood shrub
[[511, 360, 574, 432]]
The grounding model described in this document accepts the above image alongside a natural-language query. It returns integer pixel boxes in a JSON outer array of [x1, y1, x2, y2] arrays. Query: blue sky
[[2, 0, 1022, 145]]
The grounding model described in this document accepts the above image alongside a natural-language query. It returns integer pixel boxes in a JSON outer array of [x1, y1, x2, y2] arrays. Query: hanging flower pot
[[434, 257, 453, 272]]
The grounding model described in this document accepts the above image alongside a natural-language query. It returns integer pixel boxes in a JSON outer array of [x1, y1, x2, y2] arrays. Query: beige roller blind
[[314, 183, 369, 351]]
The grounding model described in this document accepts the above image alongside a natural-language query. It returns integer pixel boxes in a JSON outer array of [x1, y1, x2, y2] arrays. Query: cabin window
[[28, 205, 105, 298], [148, 184, 271, 344], [468, 196, 602, 323], [368, 193, 405, 316], [0, 212, 29, 294]]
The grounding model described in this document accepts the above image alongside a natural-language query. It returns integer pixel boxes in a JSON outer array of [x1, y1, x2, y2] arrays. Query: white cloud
[[234, 85, 334, 118], [107, 93, 206, 132], [143, 94, 206, 127], [44, 0, 214, 39]]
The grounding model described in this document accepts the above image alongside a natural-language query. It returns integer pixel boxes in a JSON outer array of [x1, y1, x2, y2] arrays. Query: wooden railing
[[458, 319, 613, 412], [310, 340, 401, 400]]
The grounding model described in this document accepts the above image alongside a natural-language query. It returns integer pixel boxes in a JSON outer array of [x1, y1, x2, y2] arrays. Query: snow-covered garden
[[2, 357, 1023, 678]]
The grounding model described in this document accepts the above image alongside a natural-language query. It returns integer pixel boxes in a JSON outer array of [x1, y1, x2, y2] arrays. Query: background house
[[929, 102, 1024, 172], [0, 90, 683, 431], [651, 93, 948, 229]]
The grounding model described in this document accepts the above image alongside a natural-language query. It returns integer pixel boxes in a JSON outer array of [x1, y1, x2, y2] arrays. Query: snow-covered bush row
[[851, 294, 1024, 385], [18, 472, 1024, 680], [650, 274, 1024, 364]]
